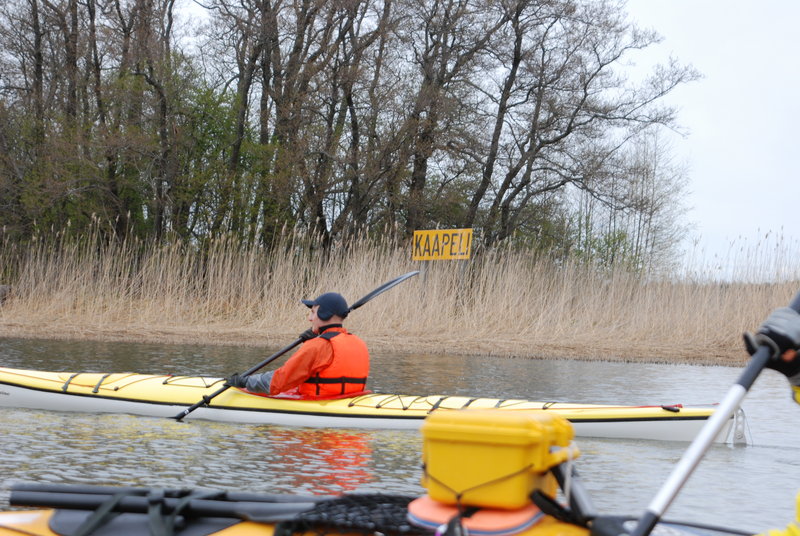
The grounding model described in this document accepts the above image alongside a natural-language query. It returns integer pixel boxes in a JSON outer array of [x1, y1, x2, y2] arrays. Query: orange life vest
[[299, 330, 369, 398]]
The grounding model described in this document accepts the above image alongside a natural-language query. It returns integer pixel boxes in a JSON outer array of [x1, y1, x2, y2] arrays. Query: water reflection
[[262, 428, 375, 495]]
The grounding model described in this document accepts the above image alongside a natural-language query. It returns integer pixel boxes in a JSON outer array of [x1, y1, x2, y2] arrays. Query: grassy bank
[[0, 232, 798, 366]]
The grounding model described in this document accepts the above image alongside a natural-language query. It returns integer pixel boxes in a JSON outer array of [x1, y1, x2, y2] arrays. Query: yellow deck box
[[420, 409, 578, 510]]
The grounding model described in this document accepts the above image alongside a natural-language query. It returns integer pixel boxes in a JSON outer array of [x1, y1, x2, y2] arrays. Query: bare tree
[[0, 0, 698, 277], [392, 0, 508, 236], [568, 128, 689, 275], [624, 130, 689, 275], [454, 0, 698, 247]]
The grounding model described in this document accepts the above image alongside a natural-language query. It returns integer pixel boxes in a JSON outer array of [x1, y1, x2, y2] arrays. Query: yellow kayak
[[0, 483, 756, 536], [0, 366, 743, 442], [0, 483, 592, 536]]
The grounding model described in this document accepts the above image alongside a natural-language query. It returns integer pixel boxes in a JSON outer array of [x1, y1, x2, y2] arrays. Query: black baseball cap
[[301, 292, 350, 321]]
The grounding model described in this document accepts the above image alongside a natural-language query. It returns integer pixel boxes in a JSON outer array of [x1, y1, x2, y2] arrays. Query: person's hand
[[744, 306, 800, 380], [298, 329, 317, 342], [225, 373, 247, 388]]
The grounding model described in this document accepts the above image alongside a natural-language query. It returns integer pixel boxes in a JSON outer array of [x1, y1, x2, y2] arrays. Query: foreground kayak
[[0, 410, 759, 536], [0, 366, 744, 443], [0, 483, 754, 536]]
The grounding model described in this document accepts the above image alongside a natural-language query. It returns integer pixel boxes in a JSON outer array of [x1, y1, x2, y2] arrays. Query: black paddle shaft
[[630, 289, 800, 536], [10, 490, 318, 521], [172, 271, 419, 421], [172, 338, 304, 421], [11, 482, 327, 504]]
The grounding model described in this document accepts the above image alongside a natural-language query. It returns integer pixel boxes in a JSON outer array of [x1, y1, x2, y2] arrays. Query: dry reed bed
[[0, 234, 798, 366]]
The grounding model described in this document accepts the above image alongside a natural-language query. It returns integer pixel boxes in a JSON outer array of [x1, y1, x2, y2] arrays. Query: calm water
[[1, 337, 798, 533]]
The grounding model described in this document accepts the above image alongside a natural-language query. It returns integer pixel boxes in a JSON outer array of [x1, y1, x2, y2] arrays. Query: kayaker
[[226, 292, 370, 399], [747, 305, 800, 536]]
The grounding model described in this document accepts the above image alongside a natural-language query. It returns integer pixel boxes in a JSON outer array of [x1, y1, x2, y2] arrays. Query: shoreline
[[0, 321, 749, 368]]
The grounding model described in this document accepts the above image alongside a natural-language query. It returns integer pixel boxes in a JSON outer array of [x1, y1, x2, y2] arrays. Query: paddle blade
[[348, 271, 419, 312]]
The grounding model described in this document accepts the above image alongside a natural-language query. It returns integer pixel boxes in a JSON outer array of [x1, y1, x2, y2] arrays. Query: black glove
[[744, 306, 800, 380], [298, 329, 317, 342], [226, 373, 247, 388]]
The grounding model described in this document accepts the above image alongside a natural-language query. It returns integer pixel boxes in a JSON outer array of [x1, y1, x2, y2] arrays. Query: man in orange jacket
[[746, 305, 800, 536], [227, 292, 370, 399]]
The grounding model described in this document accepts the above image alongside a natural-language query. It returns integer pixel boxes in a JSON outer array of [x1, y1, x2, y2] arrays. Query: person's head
[[302, 292, 349, 332]]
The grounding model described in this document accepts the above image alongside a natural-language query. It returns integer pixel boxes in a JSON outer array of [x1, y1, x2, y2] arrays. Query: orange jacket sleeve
[[269, 339, 334, 395]]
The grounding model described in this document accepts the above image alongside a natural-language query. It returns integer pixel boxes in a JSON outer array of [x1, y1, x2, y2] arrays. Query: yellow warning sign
[[412, 229, 473, 261]]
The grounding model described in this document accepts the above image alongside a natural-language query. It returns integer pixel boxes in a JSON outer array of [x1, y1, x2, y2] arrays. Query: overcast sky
[[624, 1, 800, 279]]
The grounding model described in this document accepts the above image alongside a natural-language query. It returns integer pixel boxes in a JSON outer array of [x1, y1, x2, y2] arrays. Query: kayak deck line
[[91, 373, 112, 393], [0, 366, 740, 442], [342, 392, 701, 413], [60, 373, 79, 392], [161, 375, 226, 388]]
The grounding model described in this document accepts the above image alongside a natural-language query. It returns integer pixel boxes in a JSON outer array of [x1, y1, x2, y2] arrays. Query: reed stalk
[[0, 227, 798, 365]]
